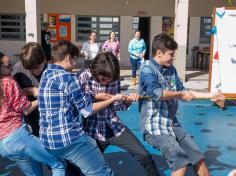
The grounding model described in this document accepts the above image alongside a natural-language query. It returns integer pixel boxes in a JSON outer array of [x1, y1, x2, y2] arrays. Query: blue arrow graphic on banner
[[211, 26, 217, 35]]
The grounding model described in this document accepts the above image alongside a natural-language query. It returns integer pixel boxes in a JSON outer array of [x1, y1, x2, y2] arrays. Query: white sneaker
[[228, 169, 236, 176]]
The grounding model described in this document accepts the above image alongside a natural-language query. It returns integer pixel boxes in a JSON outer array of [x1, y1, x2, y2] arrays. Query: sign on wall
[[48, 14, 71, 42], [209, 7, 236, 98]]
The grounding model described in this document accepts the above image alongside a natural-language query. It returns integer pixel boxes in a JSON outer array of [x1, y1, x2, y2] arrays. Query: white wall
[[0, 40, 26, 65]]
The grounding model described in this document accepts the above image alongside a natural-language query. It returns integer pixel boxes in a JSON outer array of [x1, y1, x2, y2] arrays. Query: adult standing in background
[[102, 31, 120, 60], [128, 30, 146, 86], [41, 22, 52, 62], [81, 31, 102, 68]]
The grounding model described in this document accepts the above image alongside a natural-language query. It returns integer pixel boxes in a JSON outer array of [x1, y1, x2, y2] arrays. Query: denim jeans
[[130, 57, 141, 78], [96, 127, 160, 176], [48, 135, 113, 176], [0, 124, 65, 176]]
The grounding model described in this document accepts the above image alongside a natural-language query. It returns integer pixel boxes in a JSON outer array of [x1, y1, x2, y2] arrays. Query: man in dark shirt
[[41, 22, 52, 62]]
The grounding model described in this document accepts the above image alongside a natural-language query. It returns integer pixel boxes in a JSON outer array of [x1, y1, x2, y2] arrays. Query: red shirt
[[0, 76, 30, 139]]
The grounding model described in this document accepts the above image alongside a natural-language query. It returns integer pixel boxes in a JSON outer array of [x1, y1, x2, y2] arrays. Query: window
[[199, 17, 212, 44], [0, 14, 25, 40], [76, 16, 120, 42]]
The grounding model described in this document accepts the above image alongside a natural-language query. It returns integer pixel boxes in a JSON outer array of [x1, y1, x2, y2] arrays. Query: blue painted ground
[[1, 100, 236, 176], [104, 100, 236, 176]]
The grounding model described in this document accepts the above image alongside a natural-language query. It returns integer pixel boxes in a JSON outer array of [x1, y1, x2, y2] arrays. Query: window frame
[[76, 15, 120, 43], [199, 16, 212, 44], [0, 13, 25, 41]]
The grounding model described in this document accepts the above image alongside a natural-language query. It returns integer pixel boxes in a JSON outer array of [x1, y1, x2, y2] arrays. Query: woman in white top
[[81, 31, 102, 68]]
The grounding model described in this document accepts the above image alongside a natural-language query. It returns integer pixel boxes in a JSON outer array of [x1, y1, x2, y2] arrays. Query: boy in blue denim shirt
[[139, 33, 224, 176]]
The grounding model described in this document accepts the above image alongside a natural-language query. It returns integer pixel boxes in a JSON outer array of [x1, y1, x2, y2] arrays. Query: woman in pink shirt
[[102, 32, 120, 60], [0, 52, 65, 176]]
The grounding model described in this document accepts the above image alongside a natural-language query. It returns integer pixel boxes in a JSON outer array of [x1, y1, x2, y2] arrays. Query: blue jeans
[[130, 57, 141, 78], [0, 124, 65, 176], [48, 135, 113, 176]]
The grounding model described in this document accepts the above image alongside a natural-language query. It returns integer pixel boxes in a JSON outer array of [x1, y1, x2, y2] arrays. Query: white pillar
[[25, 0, 41, 43], [174, 0, 189, 81], [71, 15, 76, 44], [120, 16, 133, 67]]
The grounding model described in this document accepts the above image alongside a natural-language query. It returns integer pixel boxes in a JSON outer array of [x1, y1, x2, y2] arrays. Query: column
[[174, 0, 189, 81], [25, 0, 41, 43]]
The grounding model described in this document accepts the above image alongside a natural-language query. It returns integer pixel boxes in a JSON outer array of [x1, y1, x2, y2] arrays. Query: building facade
[[0, 0, 232, 80]]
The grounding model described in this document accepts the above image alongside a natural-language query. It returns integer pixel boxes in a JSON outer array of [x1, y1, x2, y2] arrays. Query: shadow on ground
[[185, 70, 207, 81], [1, 149, 236, 176], [105, 152, 199, 176]]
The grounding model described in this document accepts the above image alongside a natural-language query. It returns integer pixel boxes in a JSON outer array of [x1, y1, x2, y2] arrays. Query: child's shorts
[[144, 125, 204, 171]]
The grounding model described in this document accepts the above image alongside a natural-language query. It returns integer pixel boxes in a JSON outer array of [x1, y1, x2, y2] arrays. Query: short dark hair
[[109, 31, 115, 40], [20, 42, 45, 70], [89, 30, 97, 36], [52, 40, 79, 62], [134, 30, 141, 34], [90, 52, 120, 81], [0, 52, 4, 62], [0, 51, 6, 73], [152, 33, 178, 56], [0, 51, 5, 68]]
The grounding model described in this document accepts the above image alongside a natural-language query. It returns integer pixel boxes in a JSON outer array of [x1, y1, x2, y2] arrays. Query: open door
[[133, 17, 150, 59]]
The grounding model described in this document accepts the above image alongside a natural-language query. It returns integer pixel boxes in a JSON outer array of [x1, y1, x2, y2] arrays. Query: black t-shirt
[[41, 30, 51, 61], [12, 61, 46, 137]]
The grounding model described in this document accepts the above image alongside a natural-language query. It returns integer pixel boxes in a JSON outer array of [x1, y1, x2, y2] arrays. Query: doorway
[[133, 17, 150, 59]]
